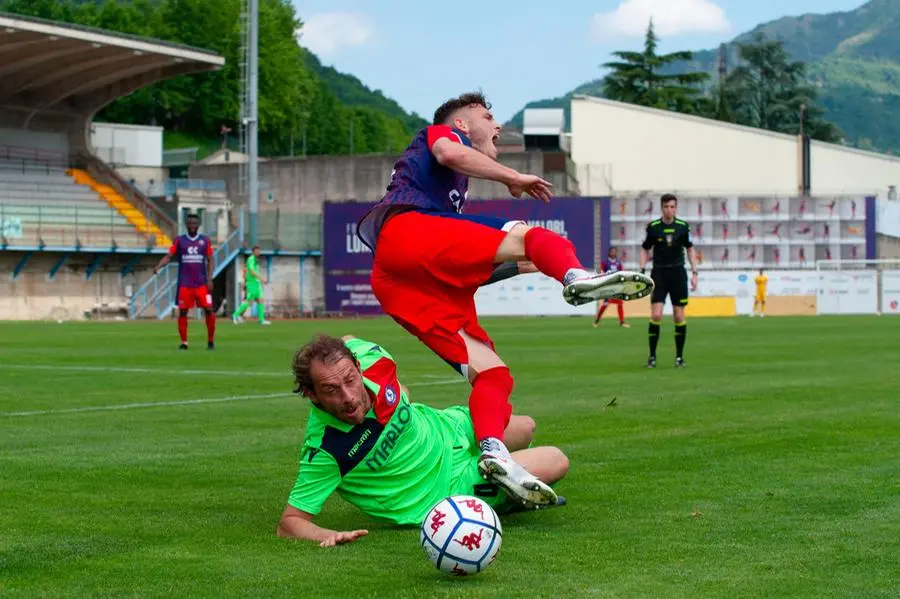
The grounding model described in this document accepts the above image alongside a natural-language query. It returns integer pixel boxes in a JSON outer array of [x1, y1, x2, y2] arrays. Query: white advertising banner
[[474, 273, 596, 316], [714, 270, 820, 315], [817, 271, 879, 315], [880, 271, 900, 315], [475, 269, 876, 316]]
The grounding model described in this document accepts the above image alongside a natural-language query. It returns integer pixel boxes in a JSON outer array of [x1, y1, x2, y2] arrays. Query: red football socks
[[205, 312, 216, 343], [177, 316, 188, 343], [469, 366, 514, 443], [523, 227, 583, 283]]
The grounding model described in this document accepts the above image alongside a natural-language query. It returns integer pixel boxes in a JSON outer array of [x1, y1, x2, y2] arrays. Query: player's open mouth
[[491, 134, 499, 145]]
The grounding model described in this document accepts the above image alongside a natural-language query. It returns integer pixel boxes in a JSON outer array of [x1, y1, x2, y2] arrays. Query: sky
[[291, 0, 868, 123]]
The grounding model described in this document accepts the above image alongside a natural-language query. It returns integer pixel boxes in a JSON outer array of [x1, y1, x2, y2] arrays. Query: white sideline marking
[[0, 378, 464, 418], [0, 392, 294, 418], [1, 364, 289, 377], [1, 364, 466, 384]]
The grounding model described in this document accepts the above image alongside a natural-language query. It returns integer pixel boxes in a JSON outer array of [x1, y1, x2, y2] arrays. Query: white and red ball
[[420, 495, 502, 576]]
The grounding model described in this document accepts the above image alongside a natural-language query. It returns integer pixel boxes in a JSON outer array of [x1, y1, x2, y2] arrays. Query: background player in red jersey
[[357, 92, 652, 508], [593, 246, 629, 328], [152, 214, 216, 350]]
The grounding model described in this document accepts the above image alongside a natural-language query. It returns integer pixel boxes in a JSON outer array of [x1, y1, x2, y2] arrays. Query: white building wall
[[571, 96, 800, 196], [90, 122, 163, 167], [571, 95, 900, 198], [811, 141, 900, 196]]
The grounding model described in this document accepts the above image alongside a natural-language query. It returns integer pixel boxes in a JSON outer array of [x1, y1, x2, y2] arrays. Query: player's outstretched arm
[[152, 254, 171, 275], [431, 139, 552, 203], [277, 505, 368, 547]]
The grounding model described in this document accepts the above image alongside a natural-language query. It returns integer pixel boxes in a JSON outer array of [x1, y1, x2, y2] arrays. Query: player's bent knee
[[504, 415, 535, 450], [459, 329, 507, 382], [548, 447, 570, 483], [473, 365, 514, 394], [531, 447, 569, 485], [493, 223, 532, 263]]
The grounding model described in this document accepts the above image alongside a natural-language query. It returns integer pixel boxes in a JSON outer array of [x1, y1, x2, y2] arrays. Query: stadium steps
[[67, 168, 172, 248]]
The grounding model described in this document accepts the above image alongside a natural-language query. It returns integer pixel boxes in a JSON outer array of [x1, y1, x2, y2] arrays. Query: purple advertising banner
[[323, 198, 596, 271], [323, 198, 597, 313], [322, 202, 376, 271], [324, 273, 383, 315], [463, 198, 596, 267]]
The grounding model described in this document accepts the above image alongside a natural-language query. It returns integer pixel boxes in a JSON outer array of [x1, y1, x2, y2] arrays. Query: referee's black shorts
[[650, 267, 689, 306]]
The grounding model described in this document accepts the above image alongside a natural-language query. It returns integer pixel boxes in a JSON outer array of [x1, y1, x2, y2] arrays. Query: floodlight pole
[[247, 0, 259, 245]]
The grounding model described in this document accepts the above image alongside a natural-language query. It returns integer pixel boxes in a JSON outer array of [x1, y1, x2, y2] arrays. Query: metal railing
[[0, 202, 167, 250], [138, 178, 227, 197], [128, 212, 246, 319], [77, 153, 177, 241], [256, 209, 321, 252]]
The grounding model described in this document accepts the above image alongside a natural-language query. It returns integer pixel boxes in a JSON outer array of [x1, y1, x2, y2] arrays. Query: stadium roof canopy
[[0, 12, 224, 128]]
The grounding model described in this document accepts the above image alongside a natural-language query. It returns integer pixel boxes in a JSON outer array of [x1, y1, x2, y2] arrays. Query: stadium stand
[[0, 12, 224, 320], [0, 145, 155, 249]]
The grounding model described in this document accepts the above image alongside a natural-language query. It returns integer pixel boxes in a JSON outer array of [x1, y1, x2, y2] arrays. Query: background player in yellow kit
[[752, 268, 768, 317]]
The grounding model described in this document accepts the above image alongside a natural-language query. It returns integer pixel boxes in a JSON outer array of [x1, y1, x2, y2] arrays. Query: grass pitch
[[1, 316, 898, 598]]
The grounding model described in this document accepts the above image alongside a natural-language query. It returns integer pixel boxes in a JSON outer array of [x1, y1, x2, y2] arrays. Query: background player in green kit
[[232, 246, 270, 325], [277, 334, 569, 547]]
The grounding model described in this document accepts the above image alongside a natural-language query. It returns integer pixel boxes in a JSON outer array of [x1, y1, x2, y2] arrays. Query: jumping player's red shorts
[[177, 286, 213, 310], [370, 210, 515, 374]]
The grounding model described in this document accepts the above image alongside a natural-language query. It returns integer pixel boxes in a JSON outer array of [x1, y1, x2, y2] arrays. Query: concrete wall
[[571, 95, 900, 198], [877, 234, 900, 259], [116, 166, 168, 186], [190, 151, 550, 212], [0, 128, 69, 157], [0, 253, 156, 320], [251, 255, 322, 316], [0, 251, 325, 321]]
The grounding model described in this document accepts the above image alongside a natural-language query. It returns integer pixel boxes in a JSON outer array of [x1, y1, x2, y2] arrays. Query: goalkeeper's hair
[[291, 334, 355, 397]]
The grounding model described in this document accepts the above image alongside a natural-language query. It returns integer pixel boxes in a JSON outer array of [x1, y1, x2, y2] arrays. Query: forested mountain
[[509, 0, 900, 153], [0, 0, 426, 157]]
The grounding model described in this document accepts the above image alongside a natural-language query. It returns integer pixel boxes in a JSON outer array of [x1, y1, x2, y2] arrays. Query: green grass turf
[[1, 316, 898, 598]]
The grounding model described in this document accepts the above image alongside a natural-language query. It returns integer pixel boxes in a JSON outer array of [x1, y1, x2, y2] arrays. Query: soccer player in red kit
[[356, 92, 653, 508], [593, 246, 629, 328], [152, 213, 217, 350]]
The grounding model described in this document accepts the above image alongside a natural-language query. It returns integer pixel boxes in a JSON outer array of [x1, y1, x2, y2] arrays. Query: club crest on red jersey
[[384, 385, 398, 406]]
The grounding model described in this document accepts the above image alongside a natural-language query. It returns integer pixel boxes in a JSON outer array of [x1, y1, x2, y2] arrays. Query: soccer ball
[[420, 495, 502, 576]]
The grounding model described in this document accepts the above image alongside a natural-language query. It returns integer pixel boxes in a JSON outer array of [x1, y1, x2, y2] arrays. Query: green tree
[[602, 20, 710, 112], [0, 0, 419, 157], [722, 34, 842, 142]]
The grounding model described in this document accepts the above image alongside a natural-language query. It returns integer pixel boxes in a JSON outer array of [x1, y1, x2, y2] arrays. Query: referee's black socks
[[648, 320, 661, 358], [674, 321, 687, 359]]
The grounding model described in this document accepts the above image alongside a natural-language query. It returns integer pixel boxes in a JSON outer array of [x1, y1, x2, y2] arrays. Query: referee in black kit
[[639, 194, 698, 368]]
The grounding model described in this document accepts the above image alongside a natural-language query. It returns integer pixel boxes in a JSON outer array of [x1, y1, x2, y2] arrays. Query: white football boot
[[562, 268, 654, 306], [477, 438, 558, 509]]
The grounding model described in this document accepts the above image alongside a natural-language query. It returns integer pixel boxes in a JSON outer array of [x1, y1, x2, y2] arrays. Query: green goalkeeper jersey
[[245, 255, 261, 289], [287, 338, 466, 525]]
